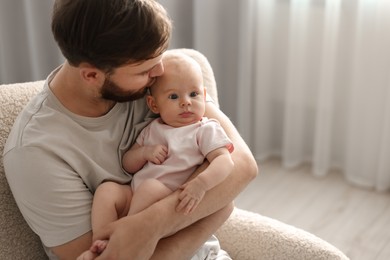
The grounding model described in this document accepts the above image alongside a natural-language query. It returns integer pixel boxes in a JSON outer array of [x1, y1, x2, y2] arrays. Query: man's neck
[[49, 63, 116, 117]]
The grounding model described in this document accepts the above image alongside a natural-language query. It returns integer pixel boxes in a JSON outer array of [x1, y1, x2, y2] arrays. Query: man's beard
[[100, 77, 148, 102]]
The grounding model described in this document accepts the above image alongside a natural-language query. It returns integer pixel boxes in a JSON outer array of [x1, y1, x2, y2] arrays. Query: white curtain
[[1, 0, 389, 191], [192, 0, 390, 191], [237, 0, 390, 191]]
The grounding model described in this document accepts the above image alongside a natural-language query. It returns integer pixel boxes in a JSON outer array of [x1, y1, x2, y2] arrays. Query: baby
[[79, 51, 234, 259]]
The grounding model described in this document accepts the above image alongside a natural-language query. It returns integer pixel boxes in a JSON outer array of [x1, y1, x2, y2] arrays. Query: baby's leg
[[129, 178, 172, 215], [92, 181, 132, 234], [77, 182, 132, 260], [80, 182, 132, 259]]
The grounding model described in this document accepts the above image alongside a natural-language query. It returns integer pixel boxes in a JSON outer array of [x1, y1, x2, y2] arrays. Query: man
[[3, 0, 258, 259]]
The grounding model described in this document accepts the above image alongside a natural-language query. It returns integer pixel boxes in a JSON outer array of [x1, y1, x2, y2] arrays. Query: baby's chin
[[165, 118, 201, 128]]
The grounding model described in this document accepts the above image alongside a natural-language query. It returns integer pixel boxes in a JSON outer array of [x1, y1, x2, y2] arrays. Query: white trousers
[[191, 235, 232, 260]]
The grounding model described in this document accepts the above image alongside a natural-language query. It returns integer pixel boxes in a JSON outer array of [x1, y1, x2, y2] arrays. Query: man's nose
[[149, 62, 164, 78]]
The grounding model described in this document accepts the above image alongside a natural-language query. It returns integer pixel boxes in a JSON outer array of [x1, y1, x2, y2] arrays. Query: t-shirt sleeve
[[4, 146, 93, 248], [197, 119, 234, 156]]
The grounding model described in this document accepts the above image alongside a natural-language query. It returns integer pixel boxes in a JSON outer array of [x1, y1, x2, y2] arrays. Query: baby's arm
[[122, 142, 168, 174], [177, 147, 234, 214]]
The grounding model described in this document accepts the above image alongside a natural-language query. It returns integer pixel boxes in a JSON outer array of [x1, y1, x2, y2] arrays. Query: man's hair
[[51, 0, 172, 71]]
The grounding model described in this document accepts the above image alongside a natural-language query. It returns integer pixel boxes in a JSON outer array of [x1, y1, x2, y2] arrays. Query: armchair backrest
[[0, 80, 48, 259]]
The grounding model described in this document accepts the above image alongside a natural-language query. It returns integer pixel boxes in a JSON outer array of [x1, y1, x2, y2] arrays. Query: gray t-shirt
[[3, 67, 155, 247]]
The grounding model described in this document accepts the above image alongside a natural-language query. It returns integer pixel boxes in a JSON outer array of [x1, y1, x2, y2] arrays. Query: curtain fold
[[343, 0, 390, 190], [313, 0, 340, 177]]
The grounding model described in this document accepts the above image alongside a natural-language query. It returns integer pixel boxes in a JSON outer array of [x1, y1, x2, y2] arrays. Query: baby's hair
[[149, 51, 203, 94]]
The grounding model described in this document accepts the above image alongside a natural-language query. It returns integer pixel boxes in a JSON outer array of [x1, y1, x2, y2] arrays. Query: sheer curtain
[[242, 0, 390, 191], [192, 0, 390, 191], [1, 0, 389, 191]]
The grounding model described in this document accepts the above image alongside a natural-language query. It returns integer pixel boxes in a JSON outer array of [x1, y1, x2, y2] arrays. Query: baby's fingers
[[176, 195, 190, 212], [183, 199, 198, 215], [176, 196, 199, 215]]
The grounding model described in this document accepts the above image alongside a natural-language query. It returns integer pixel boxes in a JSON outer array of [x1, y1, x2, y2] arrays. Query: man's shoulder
[[3, 88, 51, 154]]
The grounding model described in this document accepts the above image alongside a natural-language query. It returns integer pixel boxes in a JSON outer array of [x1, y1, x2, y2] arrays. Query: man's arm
[[93, 101, 258, 259], [152, 203, 234, 259]]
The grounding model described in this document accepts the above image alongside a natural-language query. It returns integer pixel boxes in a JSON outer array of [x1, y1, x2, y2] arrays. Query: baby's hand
[[177, 178, 206, 215], [143, 145, 168, 164]]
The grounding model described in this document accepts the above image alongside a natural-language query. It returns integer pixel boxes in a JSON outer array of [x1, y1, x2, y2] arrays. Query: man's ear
[[79, 63, 104, 85], [146, 95, 160, 114]]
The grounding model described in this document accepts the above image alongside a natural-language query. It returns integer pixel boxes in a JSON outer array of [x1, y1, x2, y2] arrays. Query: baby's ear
[[146, 95, 159, 113], [203, 87, 207, 101]]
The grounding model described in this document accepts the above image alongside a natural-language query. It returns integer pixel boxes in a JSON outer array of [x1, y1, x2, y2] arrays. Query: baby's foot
[[90, 239, 108, 254]]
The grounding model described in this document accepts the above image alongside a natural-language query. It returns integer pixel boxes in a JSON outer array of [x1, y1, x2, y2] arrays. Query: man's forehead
[[113, 54, 163, 75], [130, 55, 163, 67]]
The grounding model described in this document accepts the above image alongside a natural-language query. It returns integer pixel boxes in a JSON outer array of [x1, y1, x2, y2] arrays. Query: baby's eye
[[169, 93, 179, 99], [190, 91, 198, 97]]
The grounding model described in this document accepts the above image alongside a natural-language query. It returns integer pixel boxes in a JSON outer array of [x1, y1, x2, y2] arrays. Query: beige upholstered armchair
[[0, 49, 349, 259]]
